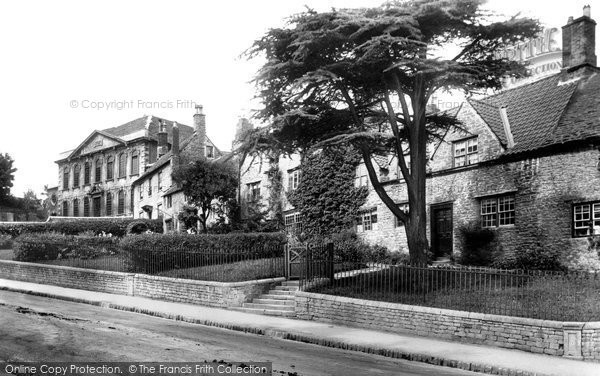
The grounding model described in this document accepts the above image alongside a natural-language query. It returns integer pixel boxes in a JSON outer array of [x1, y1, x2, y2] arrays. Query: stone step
[[242, 303, 295, 311], [282, 280, 300, 286], [260, 294, 296, 300], [267, 290, 295, 296], [274, 285, 300, 291], [236, 307, 296, 317], [253, 298, 295, 306]]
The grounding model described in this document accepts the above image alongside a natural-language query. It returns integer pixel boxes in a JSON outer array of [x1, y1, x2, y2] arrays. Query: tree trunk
[[405, 212, 429, 264]]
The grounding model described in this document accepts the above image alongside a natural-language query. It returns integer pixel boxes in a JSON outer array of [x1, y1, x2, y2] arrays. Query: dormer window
[[453, 137, 478, 167]]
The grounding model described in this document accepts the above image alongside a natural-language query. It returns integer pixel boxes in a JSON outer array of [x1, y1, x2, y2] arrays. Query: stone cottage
[[131, 105, 227, 232], [239, 6, 600, 265]]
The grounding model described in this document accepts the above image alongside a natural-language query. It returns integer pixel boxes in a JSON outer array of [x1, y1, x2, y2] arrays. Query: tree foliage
[[172, 159, 238, 234], [288, 146, 368, 238], [0, 153, 17, 203], [244, 0, 539, 262]]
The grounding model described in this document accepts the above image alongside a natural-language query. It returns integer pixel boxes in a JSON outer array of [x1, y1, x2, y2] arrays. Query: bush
[[323, 231, 396, 263], [0, 234, 12, 249], [13, 232, 119, 262], [0, 218, 163, 238], [457, 222, 498, 266], [119, 232, 287, 273], [494, 247, 563, 271]]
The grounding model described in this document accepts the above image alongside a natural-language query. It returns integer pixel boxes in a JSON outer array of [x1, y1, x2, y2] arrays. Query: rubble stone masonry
[[295, 291, 600, 361]]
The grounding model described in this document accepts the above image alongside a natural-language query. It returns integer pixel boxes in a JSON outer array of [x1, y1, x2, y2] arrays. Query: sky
[[0, 0, 596, 197]]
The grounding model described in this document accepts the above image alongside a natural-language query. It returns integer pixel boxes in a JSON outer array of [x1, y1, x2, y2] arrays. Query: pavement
[[0, 278, 599, 376]]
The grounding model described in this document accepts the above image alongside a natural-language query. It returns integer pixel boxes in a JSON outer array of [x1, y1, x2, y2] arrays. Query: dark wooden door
[[93, 197, 102, 217], [431, 204, 453, 258]]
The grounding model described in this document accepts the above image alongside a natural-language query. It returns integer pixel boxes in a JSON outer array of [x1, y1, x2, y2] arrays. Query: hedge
[[119, 232, 287, 273], [13, 233, 120, 262], [0, 218, 163, 238]]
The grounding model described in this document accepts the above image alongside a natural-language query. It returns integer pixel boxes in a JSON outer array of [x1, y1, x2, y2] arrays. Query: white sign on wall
[[496, 27, 563, 88]]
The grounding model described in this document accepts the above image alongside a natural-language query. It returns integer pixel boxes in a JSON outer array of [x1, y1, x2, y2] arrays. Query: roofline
[[466, 98, 508, 149], [131, 155, 172, 185]]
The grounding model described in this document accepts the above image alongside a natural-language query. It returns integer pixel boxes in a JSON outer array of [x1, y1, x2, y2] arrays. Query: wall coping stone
[[135, 273, 286, 287], [0, 259, 134, 277], [0, 260, 286, 288], [296, 291, 596, 330]]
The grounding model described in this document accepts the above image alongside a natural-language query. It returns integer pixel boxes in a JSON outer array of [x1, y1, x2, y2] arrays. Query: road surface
[[0, 290, 477, 376]]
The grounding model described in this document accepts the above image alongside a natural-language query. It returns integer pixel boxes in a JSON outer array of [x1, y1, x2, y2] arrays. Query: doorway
[[431, 203, 453, 259]]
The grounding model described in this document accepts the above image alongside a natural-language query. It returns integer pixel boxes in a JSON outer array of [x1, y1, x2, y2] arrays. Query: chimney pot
[[562, 7, 597, 69]]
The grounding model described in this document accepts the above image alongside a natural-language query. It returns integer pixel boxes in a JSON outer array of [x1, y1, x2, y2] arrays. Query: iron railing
[[303, 260, 600, 321], [14, 241, 285, 283]]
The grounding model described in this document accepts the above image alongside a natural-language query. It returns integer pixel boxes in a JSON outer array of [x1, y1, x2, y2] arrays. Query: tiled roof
[[469, 73, 581, 155], [133, 131, 232, 184], [102, 116, 195, 144], [549, 72, 600, 145]]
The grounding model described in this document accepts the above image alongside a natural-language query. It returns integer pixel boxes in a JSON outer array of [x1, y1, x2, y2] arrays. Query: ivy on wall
[[288, 146, 368, 239]]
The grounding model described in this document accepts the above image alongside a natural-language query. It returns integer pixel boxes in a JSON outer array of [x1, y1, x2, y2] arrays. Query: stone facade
[[55, 115, 194, 218], [131, 106, 229, 232], [238, 8, 600, 267]]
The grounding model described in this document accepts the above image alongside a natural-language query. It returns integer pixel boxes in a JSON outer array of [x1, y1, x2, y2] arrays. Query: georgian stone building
[[55, 115, 194, 218], [240, 6, 600, 265], [131, 105, 227, 232]]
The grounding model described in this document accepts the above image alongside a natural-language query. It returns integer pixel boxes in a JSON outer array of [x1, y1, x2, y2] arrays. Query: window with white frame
[[573, 202, 600, 237], [453, 137, 478, 167], [354, 164, 368, 187], [166, 195, 173, 208], [481, 195, 515, 228], [394, 203, 409, 227], [284, 212, 303, 235], [288, 169, 300, 191], [247, 181, 261, 202], [356, 208, 378, 232]]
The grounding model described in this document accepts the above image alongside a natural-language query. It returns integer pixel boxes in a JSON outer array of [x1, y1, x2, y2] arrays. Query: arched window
[[62, 201, 69, 216], [95, 158, 102, 183], [117, 190, 125, 215], [62, 167, 69, 190], [118, 153, 126, 178], [106, 192, 113, 216], [130, 151, 139, 175], [83, 197, 90, 217], [106, 156, 114, 180], [73, 199, 79, 217], [73, 164, 80, 187], [84, 161, 91, 185]]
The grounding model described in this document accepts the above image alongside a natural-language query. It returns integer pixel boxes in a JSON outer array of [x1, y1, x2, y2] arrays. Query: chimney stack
[[171, 122, 180, 168], [193, 105, 206, 158], [562, 5, 597, 70], [157, 120, 168, 158]]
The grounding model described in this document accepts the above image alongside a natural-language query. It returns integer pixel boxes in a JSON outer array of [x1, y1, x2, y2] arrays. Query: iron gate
[[284, 243, 334, 281]]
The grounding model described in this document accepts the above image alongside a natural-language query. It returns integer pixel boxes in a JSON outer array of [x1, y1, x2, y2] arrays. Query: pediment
[[69, 131, 125, 159]]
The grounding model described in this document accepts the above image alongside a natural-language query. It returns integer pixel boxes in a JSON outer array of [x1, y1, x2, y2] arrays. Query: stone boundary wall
[[295, 291, 600, 361], [0, 260, 283, 308]]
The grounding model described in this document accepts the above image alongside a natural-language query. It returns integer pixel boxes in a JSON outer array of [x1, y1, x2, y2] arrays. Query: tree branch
[[359, 147, 408, 224], [383, 91, 412, 189]]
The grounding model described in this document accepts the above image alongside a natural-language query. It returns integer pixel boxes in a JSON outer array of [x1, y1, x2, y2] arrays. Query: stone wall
[[356, 146, 600, 266], [295, 291, 600, 361], [0, 260, 283, 308]]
